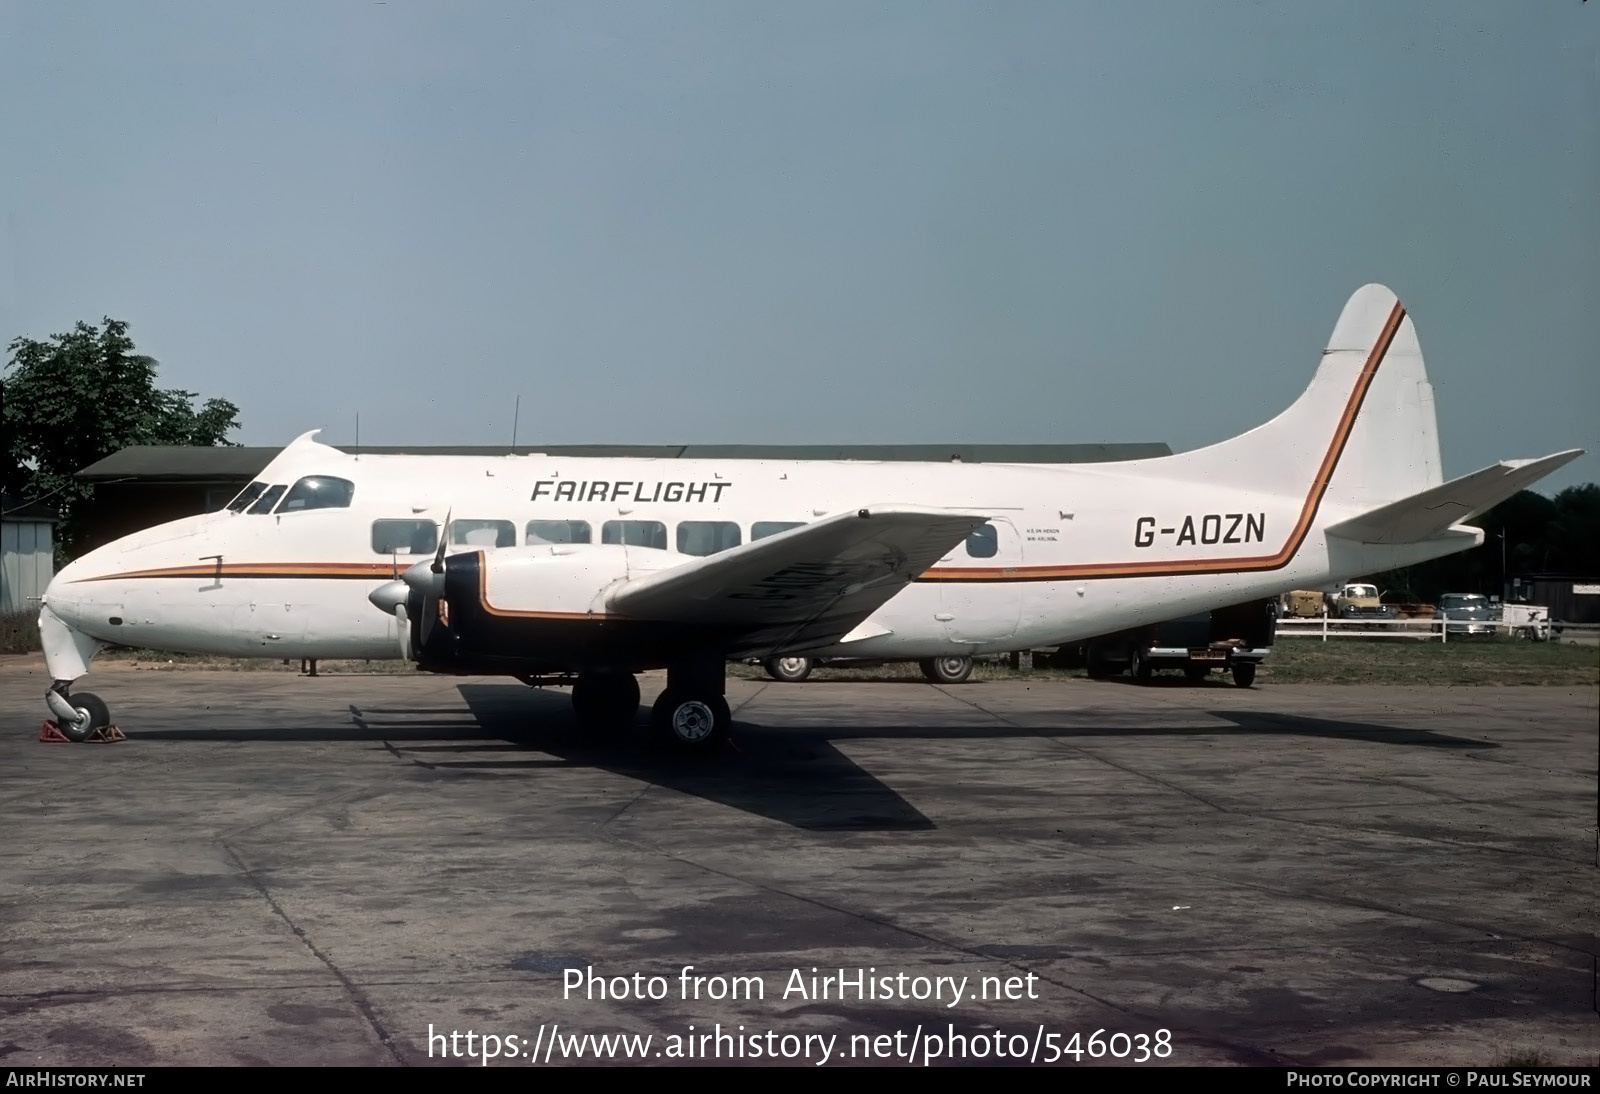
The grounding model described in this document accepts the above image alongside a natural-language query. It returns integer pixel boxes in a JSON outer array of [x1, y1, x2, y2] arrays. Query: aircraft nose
[[41, 553, 94, 626]]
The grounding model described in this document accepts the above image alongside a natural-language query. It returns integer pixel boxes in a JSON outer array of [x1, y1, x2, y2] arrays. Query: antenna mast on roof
[[510, 394, 521, 454]]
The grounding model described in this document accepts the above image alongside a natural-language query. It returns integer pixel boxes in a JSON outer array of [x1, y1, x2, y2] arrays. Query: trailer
[[1079, 598, 1278, 687]]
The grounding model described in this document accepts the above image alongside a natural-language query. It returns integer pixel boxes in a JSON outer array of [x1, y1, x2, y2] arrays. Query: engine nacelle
[[410, 544, 685, 674]]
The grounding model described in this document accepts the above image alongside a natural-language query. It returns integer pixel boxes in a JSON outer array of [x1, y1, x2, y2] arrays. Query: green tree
[[3, 317, 240, 555], [1546, 484, 1600, 574], [1363, 485, 1596, 604]]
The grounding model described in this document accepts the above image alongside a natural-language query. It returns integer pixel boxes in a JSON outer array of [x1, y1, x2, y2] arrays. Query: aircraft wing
[[1323, 450, 1584, 545], [607, 506, 990, 652]]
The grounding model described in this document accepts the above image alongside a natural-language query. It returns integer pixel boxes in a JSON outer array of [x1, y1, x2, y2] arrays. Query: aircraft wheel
[[58, 691, 111, 743], [651, 690, 730, 751], [1129, 647, 1153, 682], [920, 656, 973, 684], [572, 671, 640, 735], [1232, 662, 1258, 688], [763, 656, 813, 683], [1184, 665, 1209, 684]]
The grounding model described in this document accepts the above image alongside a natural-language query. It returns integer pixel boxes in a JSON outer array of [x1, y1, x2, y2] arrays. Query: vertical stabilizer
[[1164, 284, 1443, 521]]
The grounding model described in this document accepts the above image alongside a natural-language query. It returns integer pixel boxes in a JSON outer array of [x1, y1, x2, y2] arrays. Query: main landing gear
[[651, 657, 731, 752], [44, 682, 113, 743], [569, 659, 731, 753]]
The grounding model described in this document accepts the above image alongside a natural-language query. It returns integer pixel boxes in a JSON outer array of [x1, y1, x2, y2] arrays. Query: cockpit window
[[278, 476, 355, 513], [226, 482, 268, 513], [247, 484, 287, 514]]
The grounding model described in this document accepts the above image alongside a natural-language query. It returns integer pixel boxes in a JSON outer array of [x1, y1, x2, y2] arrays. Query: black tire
[[919, 656, 973, 684], [572, 672, 640, 736], [1184, 665, 1209, 684], [1232, 662, 1258, 688], [650, 690, 731, 751], [1085, 644, 1109, 679], [1129, 647, 1153, 682], [763, 656, 813, 683], [58, 691, 111, 743]]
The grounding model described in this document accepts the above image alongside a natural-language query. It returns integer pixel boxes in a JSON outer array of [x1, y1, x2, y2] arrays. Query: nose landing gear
[[43, 683, 118, 743]]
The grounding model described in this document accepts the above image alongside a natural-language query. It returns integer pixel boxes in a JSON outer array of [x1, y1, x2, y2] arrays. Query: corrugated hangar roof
[[78, 441, 1172, 482]]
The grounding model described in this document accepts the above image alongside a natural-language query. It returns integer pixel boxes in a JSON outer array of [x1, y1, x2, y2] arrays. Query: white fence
[[1275, 616, 1560, 642]]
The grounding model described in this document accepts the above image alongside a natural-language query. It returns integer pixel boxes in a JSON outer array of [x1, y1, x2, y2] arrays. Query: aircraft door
[[939, 517, 1023, 647]]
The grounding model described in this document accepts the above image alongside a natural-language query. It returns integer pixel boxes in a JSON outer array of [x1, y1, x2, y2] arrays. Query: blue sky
[[2, 2, 1594, 492]]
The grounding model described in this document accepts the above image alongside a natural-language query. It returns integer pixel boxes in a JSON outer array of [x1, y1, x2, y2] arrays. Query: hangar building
[[1, 493, 57, 613]]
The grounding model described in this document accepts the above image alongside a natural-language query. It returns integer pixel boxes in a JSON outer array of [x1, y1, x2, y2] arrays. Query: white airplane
[[36, 285, 1581, 750]]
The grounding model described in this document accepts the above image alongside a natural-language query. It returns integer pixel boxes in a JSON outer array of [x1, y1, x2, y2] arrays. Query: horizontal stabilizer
[[1323, 450, 1584, 545], [609, 506, 988, 652]]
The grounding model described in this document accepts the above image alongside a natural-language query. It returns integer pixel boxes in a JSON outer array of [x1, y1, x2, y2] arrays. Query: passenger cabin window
[[278, 475, 355, 513], [677, 521, 741, 556], [372, 519, 439, 555], [247, 484, 287, 514], [602, 520, 667, 549], [527, 520, 592, 545], [450, 519, 516, 548], [226, 482, 267, 512], [965, 523, 999, 559], [752, 521, 805, 540]]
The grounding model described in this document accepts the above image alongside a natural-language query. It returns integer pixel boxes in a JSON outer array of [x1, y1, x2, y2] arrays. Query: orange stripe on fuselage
[[80, 561, 404, 581]]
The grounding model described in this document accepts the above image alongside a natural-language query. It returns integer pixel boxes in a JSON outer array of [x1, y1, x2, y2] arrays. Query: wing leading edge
[[607, 506, 990, 653]]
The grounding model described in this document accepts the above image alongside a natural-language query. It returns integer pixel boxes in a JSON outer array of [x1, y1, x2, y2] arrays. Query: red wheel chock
[[38, 722, 126, 743]]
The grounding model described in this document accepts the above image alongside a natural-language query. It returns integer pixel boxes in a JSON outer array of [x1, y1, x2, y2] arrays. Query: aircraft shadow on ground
[[126, 685, 1497, 832]]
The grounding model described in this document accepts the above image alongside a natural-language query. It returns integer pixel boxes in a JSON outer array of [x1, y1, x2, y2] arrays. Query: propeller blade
[[394, 602, 411, 662], [432, 510, 452, 574]]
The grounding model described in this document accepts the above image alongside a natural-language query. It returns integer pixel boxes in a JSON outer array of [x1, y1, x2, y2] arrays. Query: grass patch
[[8, 627, 1593, 686], [0, 610, 42, 654], [94, 648, 416, 673], [1263, 635, 1598, 686]]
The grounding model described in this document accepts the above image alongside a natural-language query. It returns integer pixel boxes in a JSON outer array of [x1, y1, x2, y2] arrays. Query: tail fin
[[1169, 284, 1443, 514]]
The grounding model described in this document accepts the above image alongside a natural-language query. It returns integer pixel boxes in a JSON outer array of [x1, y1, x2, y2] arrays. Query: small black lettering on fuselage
[[1134, 513, 1266, 548], [530, 480, 731, 503]]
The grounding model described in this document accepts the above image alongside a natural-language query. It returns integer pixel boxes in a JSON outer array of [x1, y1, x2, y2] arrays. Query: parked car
[[1434, 593, 1495, 636], [756, 654, 974, 684], [1332, 582, 1394, 619], [1280, 589, 1327, 618]]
